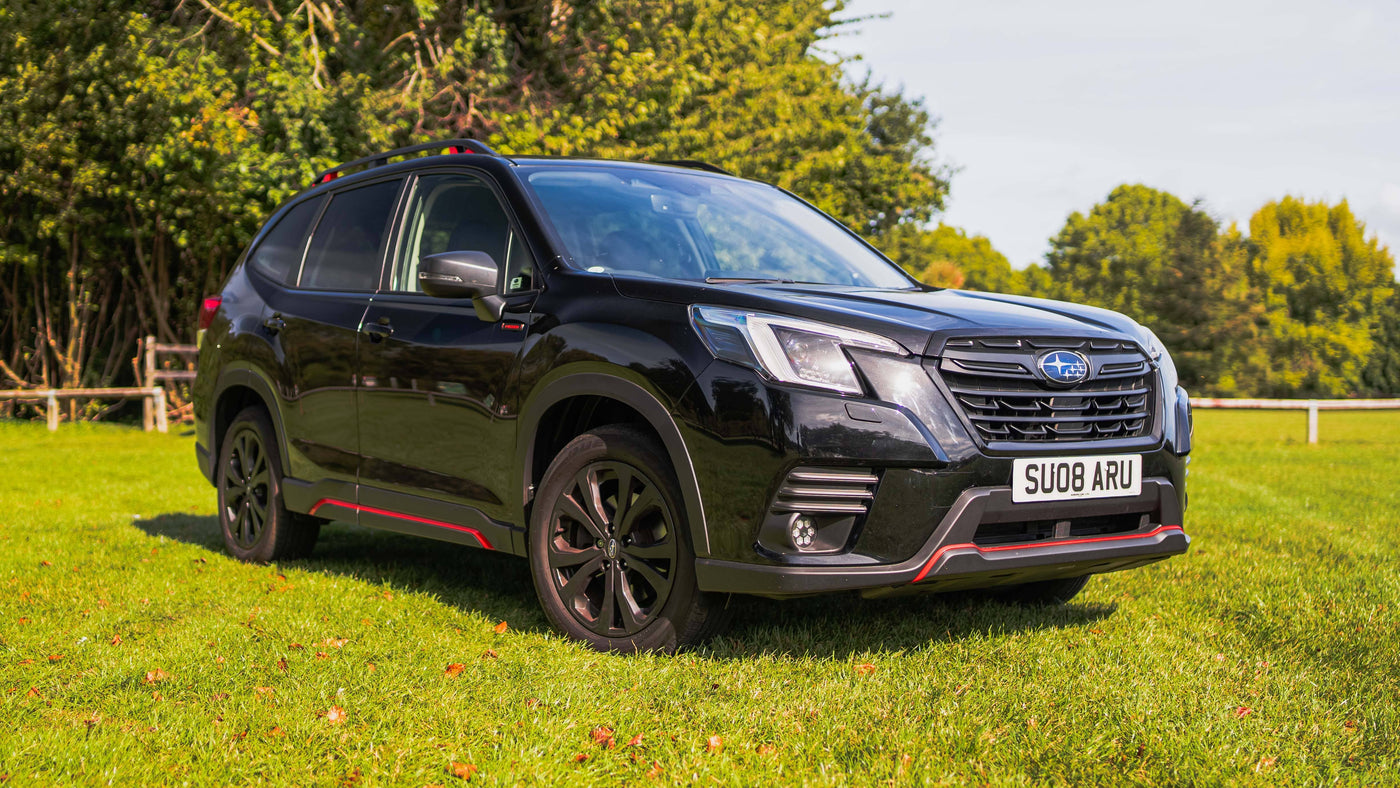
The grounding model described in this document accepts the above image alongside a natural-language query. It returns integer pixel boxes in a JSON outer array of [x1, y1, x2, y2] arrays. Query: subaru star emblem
[[1037, 350, 1090, 386]]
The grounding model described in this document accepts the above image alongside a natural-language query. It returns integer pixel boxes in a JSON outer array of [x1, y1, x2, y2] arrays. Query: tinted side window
[[299, 180, 402, 291], [393, 173, 536, 294], [249, 196, 324, 285]]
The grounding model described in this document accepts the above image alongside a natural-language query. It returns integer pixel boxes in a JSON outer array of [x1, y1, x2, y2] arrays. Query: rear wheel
[[529, 425, 731, 653], [989, 575, 1090, 605], [216, 406, 320, 563]]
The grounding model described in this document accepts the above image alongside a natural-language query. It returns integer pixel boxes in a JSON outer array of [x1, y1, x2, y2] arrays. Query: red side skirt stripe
[[911, 524, 1184, 584], [309, 498, 494, 551]]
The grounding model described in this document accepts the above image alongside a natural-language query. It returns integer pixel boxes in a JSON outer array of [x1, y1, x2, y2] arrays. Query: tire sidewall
[[529, 427, 702, 653]]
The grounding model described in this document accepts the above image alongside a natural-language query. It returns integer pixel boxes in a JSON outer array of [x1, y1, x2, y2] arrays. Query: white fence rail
[[1189, 398, 1400, 443]]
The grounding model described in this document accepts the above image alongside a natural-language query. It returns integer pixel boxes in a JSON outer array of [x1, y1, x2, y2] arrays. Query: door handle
[[362, 321, 393, 342], [262, 314, 285, 334]]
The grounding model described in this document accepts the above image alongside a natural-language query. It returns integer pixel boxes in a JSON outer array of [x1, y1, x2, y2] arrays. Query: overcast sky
[[827, 0, 1400, 271]]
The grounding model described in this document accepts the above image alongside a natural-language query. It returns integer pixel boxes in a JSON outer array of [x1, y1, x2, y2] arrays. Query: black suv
[[193, 140, 1192, 652]]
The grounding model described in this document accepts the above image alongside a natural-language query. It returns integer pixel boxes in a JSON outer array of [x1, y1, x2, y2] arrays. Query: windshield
[[520, 165, 916, 289]]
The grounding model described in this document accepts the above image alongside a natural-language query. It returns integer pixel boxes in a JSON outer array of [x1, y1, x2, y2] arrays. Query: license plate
[[1011, 454, 1142, 503]]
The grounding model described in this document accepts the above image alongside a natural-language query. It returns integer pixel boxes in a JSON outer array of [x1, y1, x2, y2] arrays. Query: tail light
[[198, 296, 222, 331]]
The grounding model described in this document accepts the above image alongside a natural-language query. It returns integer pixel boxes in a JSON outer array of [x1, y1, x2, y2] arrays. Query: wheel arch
[[207, 366, 288, 485], [518, 372, 711, 557]]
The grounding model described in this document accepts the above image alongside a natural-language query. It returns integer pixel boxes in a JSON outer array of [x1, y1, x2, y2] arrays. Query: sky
[[826, 0, 1400, 270]]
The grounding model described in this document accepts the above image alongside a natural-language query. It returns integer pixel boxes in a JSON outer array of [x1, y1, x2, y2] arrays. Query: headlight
[[689, 306, 907, 394]]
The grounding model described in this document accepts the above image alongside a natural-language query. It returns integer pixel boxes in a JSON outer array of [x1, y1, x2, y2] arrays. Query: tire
[[989, 575, 1090, 605], [216, 406, 320, 563], [529, 425, 732, 653]]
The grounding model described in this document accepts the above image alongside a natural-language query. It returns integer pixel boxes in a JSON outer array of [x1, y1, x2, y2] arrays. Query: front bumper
[[694, 479, 1189, 598]]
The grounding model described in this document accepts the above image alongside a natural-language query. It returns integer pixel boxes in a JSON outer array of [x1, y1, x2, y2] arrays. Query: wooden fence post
[[154, 387, 168, 434], [46, 391, 59, 431], [1307, 400, 1318, 444], [142, 336, 155, 431]]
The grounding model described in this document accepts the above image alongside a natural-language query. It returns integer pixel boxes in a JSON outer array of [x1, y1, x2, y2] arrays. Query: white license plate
[[1011, 454, 1142, 503]]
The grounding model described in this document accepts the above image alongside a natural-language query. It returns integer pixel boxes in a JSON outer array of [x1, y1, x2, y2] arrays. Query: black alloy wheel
[[529, 425, 731, 653], [547, 461, 679, 636], [216, 406, 320, 563], [222, 426, 271, 550]]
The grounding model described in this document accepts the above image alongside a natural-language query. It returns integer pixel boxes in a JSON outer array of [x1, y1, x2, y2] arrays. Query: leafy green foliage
[[878, 222, 1030, 292], [0, 0, 948, 390], [1245, 197, 1395, 396]]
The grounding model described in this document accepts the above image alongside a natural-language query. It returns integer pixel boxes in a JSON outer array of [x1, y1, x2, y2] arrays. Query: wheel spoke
[[616, 567, 645, 631], [237, 501, 252, 545], [574, 468, 611, 533], [626, 556, 669, 596], [559, 555, 603, 602], [556, 492, 606, 541], [611, 465, 636, 528], [622, 541, 672, 561], [592, 565, 618, 635], [549, 542, 602, 569], [617, 485, 659, 538]]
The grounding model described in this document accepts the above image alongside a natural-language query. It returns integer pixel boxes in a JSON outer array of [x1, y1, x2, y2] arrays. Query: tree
[[1043, 184, 1262, 394], [1359, 290, 1400, 395], [877, 222, 1027, 292], [1246, 197, 1395, 396], [0, 0, 950, 397]]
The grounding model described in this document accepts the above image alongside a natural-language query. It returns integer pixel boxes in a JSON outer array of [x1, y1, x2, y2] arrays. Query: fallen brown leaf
[[267, 726, 285, 738], [448, 762, 478, 780], [706, 735, 723, 753], [289, 642, 304, 649], [1255, 756, 1278, 771], [322, 637, 348, 649], [276, 658, 289, 672], [254, 686, 274, 698], [590, 726, 615, 748], [493, 621, 508, 634], [17, 617, 29, 625], [47, 654, 63, 662], [481, 649, 498, 660], [366, 662, 376, 673], [445, 663, 466, 677], [315, 651, 330, 660], [144, 669, 168, 684], [854, 662, 876, 676], [324, 706, 347, 725], [1235, 706, 1253, 718], [756, 744, 776, 756], [572, 753, 589, 763], [150, 691, 164, 700], [646, 761, 662, 779], [626, 733, 644, 747], [40, 560, 52, 566], [110, 635, 122, 646], [25, 688, 40, 698], [17, 659, 33, 666]]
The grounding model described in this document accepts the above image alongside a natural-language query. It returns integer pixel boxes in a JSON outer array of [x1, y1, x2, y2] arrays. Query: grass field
[[2, 411, 1398, 785]]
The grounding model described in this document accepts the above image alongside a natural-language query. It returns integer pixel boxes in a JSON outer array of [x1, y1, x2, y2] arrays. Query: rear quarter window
[[248, 196, 325, 285]]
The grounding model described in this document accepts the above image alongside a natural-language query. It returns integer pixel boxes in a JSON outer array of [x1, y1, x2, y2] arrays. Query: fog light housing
[[791, 516, 817, 549]]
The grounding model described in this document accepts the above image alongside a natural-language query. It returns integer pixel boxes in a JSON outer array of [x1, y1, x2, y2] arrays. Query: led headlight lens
[[690, 306, 907, 395]]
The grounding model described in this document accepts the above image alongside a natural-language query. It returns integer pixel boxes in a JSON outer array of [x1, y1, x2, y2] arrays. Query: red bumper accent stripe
[[309, 498, 494, 550], [911, 524, 1184, 584]]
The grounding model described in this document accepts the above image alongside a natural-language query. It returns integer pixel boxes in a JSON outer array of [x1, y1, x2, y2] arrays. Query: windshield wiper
[[704, 277, 796, 284]]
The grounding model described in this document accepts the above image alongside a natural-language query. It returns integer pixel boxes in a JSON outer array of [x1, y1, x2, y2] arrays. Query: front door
[[355, 171, 539, 536]]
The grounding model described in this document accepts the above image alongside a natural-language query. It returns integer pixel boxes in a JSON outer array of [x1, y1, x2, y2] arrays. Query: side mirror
[[418, 251, 506, 321]]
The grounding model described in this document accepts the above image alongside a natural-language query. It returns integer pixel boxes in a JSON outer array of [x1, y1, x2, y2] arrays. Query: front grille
[[931, 337, 1156, 444], [770, 467, 879, 515]]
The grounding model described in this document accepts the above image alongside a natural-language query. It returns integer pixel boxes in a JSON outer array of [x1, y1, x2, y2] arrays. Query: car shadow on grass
[[135, 513, 1116, 658]]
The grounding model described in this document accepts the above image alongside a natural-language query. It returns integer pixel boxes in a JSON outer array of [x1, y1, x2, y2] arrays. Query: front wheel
[[216, 406, 320, 563], [529, 425, 731, 653]]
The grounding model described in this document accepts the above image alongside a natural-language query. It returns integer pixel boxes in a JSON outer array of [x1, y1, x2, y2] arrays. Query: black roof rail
[[654, 159, 731, 176], [312, 139, 501, 185]]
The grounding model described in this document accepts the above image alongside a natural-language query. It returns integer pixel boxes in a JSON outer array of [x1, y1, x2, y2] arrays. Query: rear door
[[355, 170, 539, 539], [262, 177, 405, 491]]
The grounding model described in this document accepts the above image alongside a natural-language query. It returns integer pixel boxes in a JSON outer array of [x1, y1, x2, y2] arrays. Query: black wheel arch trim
[[516, 370, 713, 557], [206, 364, 290, 486]]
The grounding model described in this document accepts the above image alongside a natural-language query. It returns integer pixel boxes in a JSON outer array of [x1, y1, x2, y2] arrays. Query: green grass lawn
[[2, 411, 1398, 786]]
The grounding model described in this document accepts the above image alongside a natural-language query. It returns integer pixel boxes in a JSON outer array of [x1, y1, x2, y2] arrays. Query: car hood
[[611, 276, 1145, 355]]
